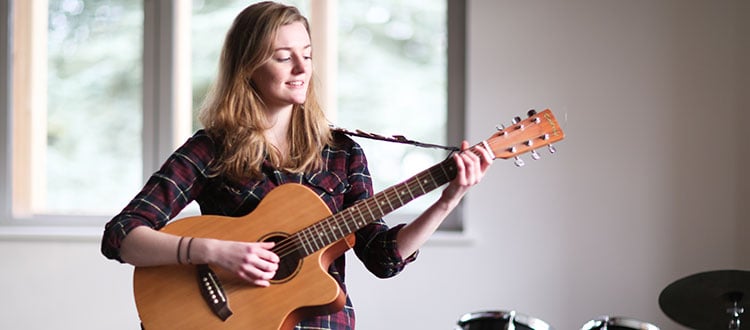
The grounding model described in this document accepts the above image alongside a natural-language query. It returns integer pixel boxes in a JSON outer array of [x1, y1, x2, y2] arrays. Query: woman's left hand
[[441, 140, 493, 205]]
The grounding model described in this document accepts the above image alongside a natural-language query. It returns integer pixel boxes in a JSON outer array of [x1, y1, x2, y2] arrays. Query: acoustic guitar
[[133, 109, 565, 329]]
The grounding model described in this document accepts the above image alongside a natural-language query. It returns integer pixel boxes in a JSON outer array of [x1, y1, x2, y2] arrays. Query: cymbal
[[659, 269, 750, 330]]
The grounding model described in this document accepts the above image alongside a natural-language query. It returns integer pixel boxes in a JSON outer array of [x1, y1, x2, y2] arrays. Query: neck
[[264, 105, 294, 155]]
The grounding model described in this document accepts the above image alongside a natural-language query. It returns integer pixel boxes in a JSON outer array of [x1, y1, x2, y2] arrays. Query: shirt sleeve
[[100, 131, 215, 262], [343, 139, 418, 278]]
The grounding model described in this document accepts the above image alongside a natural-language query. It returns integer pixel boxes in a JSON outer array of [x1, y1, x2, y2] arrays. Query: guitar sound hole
[[262, 234, 302, 284]]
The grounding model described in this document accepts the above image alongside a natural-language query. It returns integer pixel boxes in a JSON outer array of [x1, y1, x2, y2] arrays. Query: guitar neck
[[280, 108, 565, 259], [288, 156, 457, 258]]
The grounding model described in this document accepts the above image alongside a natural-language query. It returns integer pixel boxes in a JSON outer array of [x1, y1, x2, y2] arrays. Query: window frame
[[0, 0, 10, 223], [0, 0, 467, 236]]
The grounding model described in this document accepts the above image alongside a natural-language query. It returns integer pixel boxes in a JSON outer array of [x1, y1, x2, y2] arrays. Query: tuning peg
[[514, 156, 525, 167], [495, 124, 508, 137], [511, 116, 525, 130], [531, 149, 541, 160], [548, 144, 557, 154], [527, 109, 537, 117]]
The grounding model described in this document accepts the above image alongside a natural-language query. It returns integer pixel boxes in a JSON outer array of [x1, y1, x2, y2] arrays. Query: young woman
[[101, 2, 492, 329]]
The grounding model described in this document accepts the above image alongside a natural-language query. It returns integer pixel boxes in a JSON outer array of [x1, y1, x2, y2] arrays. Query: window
[[4, 0, 143, 225], [1, 0, 464, 231], [335, 0, 460, 228]]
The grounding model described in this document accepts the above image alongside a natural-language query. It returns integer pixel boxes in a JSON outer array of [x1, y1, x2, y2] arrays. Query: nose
[[291, 54, 308, 74]]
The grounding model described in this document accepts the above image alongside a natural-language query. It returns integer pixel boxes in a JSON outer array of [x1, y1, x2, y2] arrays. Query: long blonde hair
[[198, 1, 331, 181]]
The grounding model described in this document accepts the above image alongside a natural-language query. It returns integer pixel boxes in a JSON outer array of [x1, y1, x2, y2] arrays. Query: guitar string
[[271, 165, 452, 258], [271, 184, 399, 257], [268, 160, 454, 260], [268, 142, 521, 259]]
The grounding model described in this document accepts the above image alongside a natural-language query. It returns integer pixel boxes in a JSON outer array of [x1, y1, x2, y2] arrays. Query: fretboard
[[289, 156, 458, 257]]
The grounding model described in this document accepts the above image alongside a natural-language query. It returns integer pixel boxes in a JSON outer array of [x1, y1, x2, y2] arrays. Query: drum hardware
[[456, 310, 553, 330], [727, 292, 744, 330], [580, 315, 660, 330], [659, 269, 750, 330]]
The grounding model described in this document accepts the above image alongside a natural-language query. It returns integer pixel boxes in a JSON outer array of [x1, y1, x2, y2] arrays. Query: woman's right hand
[[202, 239, 280, 287], [120, 227, 280, 287]]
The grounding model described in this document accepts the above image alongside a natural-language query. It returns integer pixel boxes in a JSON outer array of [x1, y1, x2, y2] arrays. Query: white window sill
[[422, 230, 475, 246], [0, 225, 102, 241]]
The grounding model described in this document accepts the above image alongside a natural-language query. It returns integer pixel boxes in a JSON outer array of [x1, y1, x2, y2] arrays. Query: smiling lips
[[287, 80, 304, 87]]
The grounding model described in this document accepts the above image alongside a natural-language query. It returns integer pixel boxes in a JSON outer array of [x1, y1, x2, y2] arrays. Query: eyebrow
[[274, 44, 312, 52]]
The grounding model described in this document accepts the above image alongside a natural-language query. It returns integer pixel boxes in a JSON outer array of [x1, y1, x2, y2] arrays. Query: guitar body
[[134, 183, 355, 330]]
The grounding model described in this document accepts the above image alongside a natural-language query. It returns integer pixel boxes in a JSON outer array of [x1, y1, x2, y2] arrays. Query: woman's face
[[252, 21, 312, 111]]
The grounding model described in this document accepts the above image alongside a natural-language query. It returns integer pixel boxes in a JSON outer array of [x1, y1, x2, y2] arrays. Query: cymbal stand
[[727, 292, 744, 330], [506, 310, 516, 330]]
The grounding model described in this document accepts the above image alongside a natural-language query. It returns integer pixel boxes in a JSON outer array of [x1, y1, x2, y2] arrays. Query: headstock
[[483, 109, 564, 166]]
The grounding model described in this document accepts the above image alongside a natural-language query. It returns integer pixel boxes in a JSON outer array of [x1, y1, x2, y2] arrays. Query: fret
[[300, 228, 315, 254], [308, 226, 321, 251], [353, 203, 368, 230], [371, 194, 386, 218], [391, 185, 405, 208], [414, 172, 427, 195], [296, 233, 311, 256], [309, 226, 321, 248], [331, 217, 346, 239], [327, 214, 342, 241], [411, 178, 423, 197], [367, 205, 378, 225], [437, 160, 454, 184], [431, 167, 441, 186], [316, 219, 329, 247], [326, 217, 338, 245], [314, 221, 328, 246], [318, 219, 333, 246], [425, 166, 439, 190], [403, 181, 416, 201], [339, 208, 351, 230], [340, 211, 353, 234], [437, 164, 448, 183], [321, 219, 336, 245], [341, 208, 362, 230]]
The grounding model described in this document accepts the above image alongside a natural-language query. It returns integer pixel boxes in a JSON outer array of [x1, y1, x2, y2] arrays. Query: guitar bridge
[[196, 264, 233, 321]]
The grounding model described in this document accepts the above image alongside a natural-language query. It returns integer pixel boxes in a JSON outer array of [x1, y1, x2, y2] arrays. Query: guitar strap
[[331, 126, 460, 152]]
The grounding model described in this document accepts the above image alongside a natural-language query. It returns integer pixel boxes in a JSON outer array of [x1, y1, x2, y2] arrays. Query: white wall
[[351, 0, 750, 329], [1, 0, 748, 329]]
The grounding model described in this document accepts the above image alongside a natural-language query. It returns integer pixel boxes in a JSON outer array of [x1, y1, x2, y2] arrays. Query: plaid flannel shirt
[[101, 130, 417, 330]]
